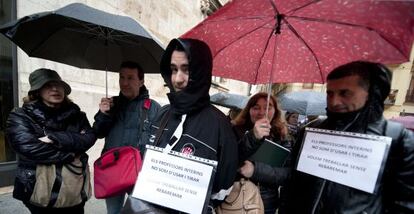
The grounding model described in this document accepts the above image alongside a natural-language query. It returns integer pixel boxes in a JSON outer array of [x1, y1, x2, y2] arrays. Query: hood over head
[[160, 38, 212, 115]]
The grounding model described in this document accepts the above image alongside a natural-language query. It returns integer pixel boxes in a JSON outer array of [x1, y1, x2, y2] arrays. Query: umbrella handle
[[265, 85, 271, 120], [105, 71, 108, 98], [105, 31, 108, 98]]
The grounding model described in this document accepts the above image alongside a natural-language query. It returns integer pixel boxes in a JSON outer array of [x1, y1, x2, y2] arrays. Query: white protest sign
[[132, 147, 216, 214], [297, 128, 391, 193]]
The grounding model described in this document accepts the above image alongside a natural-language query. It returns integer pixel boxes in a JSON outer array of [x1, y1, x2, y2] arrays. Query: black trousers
[[23, 202, 85, 214]]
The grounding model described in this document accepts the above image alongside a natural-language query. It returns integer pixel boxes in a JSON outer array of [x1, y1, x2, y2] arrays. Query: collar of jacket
[[23, 100, 80, 126], [325, 100, 383, 132], [118, 85, 149, 101]]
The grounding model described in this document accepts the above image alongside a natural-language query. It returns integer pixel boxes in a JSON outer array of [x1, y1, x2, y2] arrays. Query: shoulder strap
[[154, 110, 171, 147], [138, 99, 151, 144], [385, 120, 404, 142]]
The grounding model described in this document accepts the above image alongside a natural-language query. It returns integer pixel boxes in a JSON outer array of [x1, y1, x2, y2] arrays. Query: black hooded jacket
[[6, 100, 96, 201], [282, 62, 414, 214], [149, 38, 238, 206]]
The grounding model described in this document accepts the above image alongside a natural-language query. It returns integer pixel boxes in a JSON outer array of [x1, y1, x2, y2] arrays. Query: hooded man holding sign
[[282, 61, 414, 214], [146, 38, 238, 213]]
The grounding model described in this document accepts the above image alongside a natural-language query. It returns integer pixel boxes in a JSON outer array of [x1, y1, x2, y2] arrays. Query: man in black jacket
[[148, 38, 238, 213], [283, 61, 414, 214]]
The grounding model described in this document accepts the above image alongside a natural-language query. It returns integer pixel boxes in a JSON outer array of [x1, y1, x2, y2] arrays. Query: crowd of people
[[5, 38, 414, 214]]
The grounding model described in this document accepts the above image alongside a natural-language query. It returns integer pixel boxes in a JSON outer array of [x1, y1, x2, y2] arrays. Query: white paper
[[132, 149, 214, 214], [297, 128, 391, 193]]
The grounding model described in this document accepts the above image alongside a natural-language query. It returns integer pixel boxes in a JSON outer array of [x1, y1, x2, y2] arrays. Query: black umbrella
[[0, 3, 164, 94]]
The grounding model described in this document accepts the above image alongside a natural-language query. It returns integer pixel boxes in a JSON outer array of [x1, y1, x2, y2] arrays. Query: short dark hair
[[120, 61, 144, 80], [327, 61, 372, 91]]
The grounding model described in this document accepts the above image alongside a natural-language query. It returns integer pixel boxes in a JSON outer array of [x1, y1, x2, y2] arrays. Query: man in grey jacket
[[93, 61, 160, 214], [283, 61, 414, 214]]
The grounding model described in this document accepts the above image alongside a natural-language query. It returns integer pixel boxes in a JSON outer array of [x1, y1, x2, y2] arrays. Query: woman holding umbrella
[[5, 68, 96, 213], [233, 92, 292, 214]]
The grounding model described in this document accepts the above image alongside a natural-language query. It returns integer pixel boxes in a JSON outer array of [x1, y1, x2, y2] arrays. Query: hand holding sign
[[132, 146, 217, 214]]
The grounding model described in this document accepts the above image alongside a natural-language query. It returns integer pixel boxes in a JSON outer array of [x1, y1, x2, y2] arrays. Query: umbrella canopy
[[389, 116, 414, 131], [0, 3, 164, 73], [278, 91, 326, 115], [210, 92, 248, 109], [182, 0, 414, 84]]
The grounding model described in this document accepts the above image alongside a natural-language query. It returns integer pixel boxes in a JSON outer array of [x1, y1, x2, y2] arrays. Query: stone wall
[[16, 0, 207, 118]]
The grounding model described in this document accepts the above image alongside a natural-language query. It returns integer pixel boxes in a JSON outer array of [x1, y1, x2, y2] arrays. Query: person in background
[[282, 61, 414, 213], [148, 38, 238, 213], [232, 92, 293, 214], [6, 68, 96, 213], [285, 112, 299, 140], [228, 107, 242, 121], [93, 61, 160, 214]]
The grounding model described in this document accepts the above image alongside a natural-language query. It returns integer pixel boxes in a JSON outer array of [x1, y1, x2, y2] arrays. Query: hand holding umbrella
[[98, 97, 113, 115], [253, 118, 271, 140]]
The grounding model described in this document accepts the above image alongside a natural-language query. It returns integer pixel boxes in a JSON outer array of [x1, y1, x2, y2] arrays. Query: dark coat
[[6, 100, 96, 202], [284, 118, 414, 214], [149, 38, 238, 208], [280, 62, 414, 214], [234, 125, 292, 213], [93, 87, 160, 153], [279, 62, 414, 214]]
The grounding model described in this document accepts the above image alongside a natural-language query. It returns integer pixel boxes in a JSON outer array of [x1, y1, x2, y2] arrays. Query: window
[[0, 0, 17, 164], [200, 0, 223, 16], [302, 83, 314, 89], [212, 76, 226, 84], [406, 71, 414, 103], [384, 89, 398, 105]]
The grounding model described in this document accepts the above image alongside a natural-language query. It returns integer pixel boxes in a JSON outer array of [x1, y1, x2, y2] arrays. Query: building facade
[[0, 0, 245, 187], [1, 0, 413, 188]]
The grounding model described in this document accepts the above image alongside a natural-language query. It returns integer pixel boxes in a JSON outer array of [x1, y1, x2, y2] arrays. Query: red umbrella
[[182, 0, 414, 84], [390, 116, 414, 131]]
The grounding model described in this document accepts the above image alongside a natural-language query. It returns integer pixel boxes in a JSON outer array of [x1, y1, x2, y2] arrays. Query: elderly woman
[[232, 92, 292, 214], [6, 68, 96, 213]]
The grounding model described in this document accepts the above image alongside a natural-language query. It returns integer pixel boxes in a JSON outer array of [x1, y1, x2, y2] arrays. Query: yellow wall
[[385, 44, 414, 118]]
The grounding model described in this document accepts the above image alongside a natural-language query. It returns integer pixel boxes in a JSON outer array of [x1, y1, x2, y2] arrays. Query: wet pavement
[[0, 188, 106, 214]]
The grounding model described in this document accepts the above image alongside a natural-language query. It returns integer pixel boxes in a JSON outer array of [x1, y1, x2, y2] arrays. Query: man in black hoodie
[[149, 38, 238, 212], [282, 61, 414, 214]]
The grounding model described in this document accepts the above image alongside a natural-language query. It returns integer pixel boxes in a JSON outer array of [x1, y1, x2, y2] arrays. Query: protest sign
[[132, 146, 217, 214], [297, 128, 391, 193]]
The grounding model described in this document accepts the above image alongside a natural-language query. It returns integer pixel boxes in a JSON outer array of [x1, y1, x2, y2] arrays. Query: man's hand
[[38, 136, 53, 144], [239, 160, 255, 178], [253, 118, 271, 140], [99, 97, 113, 114]]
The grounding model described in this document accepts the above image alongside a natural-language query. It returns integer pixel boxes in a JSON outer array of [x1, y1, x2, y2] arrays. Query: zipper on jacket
[[311, 179, 326, 214]]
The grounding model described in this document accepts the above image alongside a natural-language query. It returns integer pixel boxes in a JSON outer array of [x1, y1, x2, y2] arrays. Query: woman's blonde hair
[[233, 92, 288, 138]]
